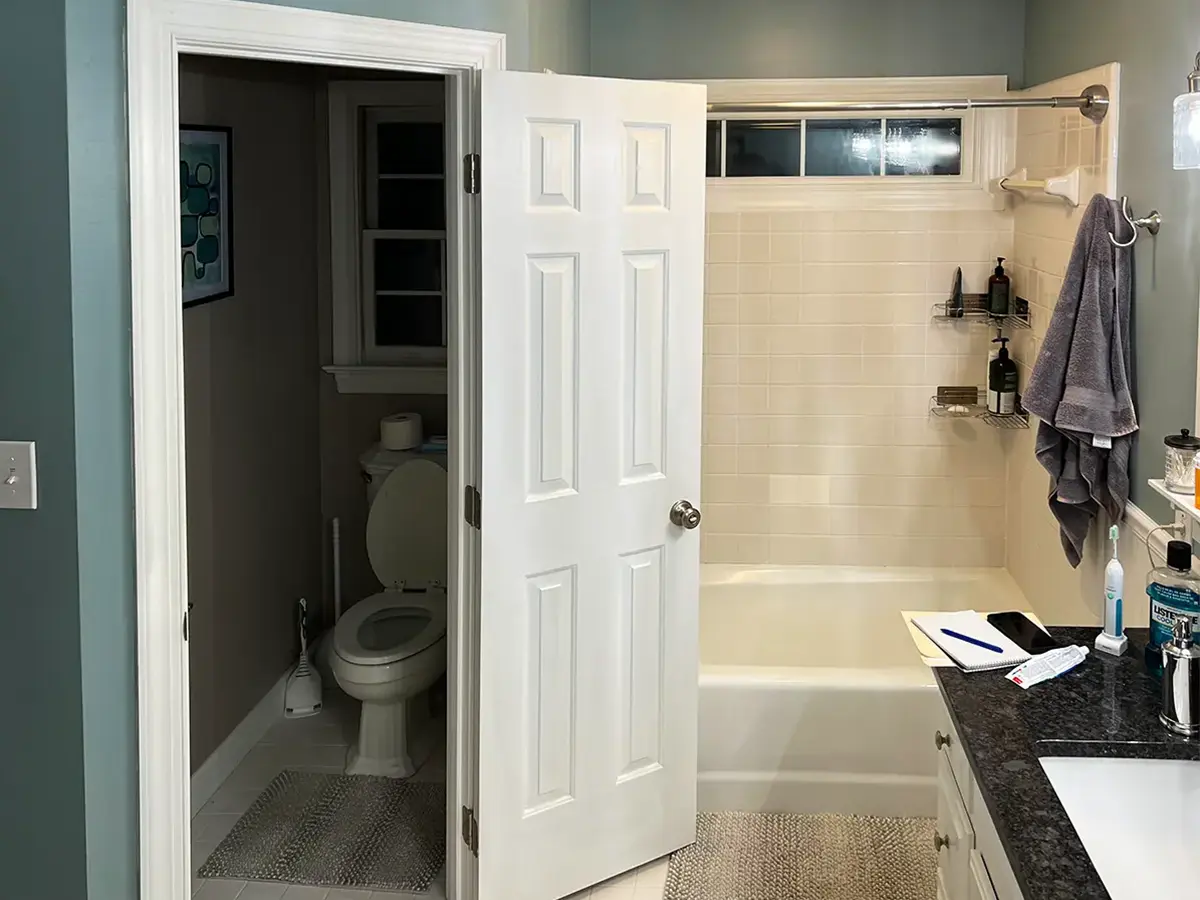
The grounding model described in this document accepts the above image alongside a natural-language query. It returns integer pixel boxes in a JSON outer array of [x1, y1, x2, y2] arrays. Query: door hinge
[[461, 805, 479, 856], [464, 153, 480, 194], [183, 601, 194, 641], [464, 485, 481, 530]]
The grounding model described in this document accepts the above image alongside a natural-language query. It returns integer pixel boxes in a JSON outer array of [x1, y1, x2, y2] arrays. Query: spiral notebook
[[912, 611, 1032, 672]]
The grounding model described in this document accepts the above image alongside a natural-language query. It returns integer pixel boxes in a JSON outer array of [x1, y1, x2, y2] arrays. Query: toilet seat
[[335, 458, 449, 668], [335, 590, 447, 666]]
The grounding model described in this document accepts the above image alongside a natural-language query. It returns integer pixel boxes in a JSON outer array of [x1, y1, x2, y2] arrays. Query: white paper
[[1006, 645, 1089, 689]]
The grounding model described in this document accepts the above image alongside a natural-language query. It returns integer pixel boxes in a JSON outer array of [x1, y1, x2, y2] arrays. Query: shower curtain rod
[[707, 84, 1110, 124]]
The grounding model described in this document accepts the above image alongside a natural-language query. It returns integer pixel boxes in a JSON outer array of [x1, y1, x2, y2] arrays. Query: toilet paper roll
[[380, 413, 422, 450]]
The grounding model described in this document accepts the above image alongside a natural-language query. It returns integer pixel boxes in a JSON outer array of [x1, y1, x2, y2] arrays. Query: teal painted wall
[[0, 3, 91, 899], [1025, 1, 1200, 521], [590, 0, 1026, 84], [0, 1, 559, 896], [64, 0, 140, 893], [530, 0, 590, 74]]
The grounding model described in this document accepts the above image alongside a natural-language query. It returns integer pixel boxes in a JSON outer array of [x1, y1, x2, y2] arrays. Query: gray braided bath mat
[[199, 770, 445, 892], [665, 811, 936, 900]]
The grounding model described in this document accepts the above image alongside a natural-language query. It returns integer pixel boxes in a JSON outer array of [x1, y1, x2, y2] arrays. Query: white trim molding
[[700, 76, 1014, 212], [190, 668, 290, 817], [323, 364, 448, 395], [126, 3, 502, 899]]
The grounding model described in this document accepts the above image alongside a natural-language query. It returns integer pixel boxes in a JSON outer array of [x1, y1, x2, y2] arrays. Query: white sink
[[1040, 756, 1200, 900]]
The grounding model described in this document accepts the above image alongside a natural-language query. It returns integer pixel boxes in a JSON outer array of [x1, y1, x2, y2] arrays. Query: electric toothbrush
[[1095, 524, 1128, 657]]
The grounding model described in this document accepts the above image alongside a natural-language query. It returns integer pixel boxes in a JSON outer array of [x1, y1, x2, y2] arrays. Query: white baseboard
[[190, 667, 291, 817]]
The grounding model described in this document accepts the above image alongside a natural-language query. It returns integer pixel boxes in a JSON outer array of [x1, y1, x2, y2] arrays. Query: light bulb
[[1173, 52, 1200, 170]]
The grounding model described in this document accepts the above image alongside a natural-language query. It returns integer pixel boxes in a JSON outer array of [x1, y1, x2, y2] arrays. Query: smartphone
[[987, 611, 1060, 654]]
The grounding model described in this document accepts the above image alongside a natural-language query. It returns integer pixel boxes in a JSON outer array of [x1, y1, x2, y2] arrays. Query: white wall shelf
[[1149, 479, 1200, 525], [323, 365, 447, 395]]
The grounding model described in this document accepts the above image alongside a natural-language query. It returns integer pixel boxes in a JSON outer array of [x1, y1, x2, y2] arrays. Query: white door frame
[[126, 2, 503, 898]]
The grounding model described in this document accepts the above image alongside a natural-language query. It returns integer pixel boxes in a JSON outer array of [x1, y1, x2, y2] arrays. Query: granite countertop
[[934, 626, 1200, 900]]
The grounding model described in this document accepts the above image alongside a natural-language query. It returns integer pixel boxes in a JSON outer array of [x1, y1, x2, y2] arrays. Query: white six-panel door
[[477, 70, 706, 900]]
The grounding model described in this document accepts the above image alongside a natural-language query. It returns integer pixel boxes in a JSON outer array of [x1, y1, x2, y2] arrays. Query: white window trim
[[698, 76, 1015, 211], [327, 80, 453, 387]]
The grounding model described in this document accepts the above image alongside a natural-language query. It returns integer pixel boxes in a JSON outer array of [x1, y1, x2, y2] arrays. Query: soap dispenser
[[1161, 614, 1200, 736], [988, 257, 1011, 317], [987, 336, 1017, 416]]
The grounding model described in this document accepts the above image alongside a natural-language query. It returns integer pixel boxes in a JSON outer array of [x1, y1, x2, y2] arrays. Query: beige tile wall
[[701, 206, 1015, 567], [1003, 63, 1151, 625]]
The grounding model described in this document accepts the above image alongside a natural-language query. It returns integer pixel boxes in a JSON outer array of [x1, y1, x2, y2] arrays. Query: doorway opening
[[179, 54, 458, 898]]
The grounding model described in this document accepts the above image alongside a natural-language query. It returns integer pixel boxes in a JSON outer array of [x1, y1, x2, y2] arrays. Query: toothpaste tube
[[1005, 645, 1089, 689]]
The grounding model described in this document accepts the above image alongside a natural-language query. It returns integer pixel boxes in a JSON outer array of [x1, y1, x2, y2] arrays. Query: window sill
[[706, 179, 1005, 212], [323, 365, 447, 395]]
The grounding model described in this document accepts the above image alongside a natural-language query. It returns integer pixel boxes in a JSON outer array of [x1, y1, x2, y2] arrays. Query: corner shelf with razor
[[929, 264, 1031, 429]]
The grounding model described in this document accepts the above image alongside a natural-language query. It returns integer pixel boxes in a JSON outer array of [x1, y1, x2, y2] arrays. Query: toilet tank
[[359, 443, 449, 506]]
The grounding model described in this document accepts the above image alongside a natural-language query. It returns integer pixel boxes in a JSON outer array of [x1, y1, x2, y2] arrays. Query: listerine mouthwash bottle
[[1145, 540, 1200, 678]]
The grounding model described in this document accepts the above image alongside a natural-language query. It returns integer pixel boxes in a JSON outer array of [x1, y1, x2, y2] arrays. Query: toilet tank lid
[[360, 443, 447, 478]]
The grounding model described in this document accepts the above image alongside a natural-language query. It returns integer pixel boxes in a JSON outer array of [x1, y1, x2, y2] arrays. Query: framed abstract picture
[[180, 125, 234, 306]]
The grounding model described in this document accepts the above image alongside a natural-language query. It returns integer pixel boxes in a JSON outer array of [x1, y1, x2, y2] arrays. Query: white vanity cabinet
[[934, 697, 1027, 900]]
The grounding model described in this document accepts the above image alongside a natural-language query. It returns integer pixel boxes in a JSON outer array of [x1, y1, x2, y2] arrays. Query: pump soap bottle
[[988, 257, 1011, 317], [987, 336, 1018, 416]]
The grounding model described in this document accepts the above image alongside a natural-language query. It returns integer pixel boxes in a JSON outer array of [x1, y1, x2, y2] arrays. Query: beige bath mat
[[198, 770, 444, 892], [665, 811, 936, 900]]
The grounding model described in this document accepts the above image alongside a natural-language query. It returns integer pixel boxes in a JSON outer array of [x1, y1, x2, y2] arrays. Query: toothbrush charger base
[[1095, 632, 1128, 657]]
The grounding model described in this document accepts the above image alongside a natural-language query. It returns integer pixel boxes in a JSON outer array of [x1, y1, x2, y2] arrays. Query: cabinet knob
[[934, 730, 951, 750], [933, 833, 951, 853]]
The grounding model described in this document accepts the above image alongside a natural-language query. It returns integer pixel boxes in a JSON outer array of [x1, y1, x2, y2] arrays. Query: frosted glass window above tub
[[706, 120, 722, 177], [884, 118, 962, 176], [804, 119, 882, 177], [706, 115, 964, 180], [726, 121, 802, 176]]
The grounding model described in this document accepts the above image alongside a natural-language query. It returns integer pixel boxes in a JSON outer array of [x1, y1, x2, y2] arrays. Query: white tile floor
[[191, 690, 447, 900], [191, 689, 669, 900]]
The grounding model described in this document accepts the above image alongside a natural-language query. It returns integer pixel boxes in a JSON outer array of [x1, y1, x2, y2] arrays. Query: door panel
[[478, 70, 706, 900]]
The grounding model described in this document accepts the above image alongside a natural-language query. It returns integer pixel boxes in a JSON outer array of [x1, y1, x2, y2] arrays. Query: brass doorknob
[[670, 500, 702, 529]]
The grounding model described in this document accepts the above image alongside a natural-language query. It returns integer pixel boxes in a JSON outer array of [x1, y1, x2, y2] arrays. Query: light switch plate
[[0, 441, 37, 510]]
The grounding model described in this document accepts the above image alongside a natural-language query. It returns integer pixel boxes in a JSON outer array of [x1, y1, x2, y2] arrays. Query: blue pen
[[941, 628, 1004, 654]]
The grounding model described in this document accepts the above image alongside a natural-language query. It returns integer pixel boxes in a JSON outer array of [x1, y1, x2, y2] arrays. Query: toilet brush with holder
[[285, 597, 323, 718]]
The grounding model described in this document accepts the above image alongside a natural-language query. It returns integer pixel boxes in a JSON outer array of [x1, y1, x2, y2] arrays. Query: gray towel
[[1023, 194, 1136, 567]]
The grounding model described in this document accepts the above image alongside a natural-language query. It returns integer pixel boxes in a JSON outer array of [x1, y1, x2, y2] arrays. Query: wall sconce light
[[1174, 52, 1200, 169]]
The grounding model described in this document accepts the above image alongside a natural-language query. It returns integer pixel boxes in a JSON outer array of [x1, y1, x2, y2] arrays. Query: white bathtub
[[698, 565, 1028, 818]]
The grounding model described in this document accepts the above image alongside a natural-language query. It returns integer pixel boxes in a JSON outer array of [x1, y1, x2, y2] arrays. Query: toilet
[[333, 456, 448, 778]]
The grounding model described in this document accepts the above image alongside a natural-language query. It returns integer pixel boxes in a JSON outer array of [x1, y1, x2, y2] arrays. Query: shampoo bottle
[[988, 257, 1011, 316], [1096, 525, 1128, 656], [987, 336, 1017, 416]]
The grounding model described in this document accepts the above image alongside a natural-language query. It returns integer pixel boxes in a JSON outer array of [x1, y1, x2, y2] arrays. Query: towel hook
[[1108, 196, 1162, 248]]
